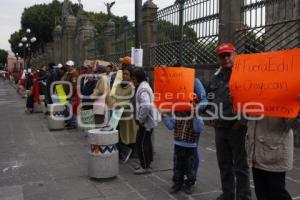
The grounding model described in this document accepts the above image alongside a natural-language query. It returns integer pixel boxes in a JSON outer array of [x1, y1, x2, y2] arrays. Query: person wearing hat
[[63, 60, 79, 129], [91, 66, 114, 127], [206, 43, 251, 200]]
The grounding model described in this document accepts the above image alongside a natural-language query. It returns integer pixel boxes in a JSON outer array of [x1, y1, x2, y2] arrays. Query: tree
[[9, 0, 80, 56], [85, 12, 132, 55], [0, 49, 8, 70], [9, 31, 22, 57]]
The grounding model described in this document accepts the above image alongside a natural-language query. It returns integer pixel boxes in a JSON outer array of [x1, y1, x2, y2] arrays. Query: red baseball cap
[[216, 43, 236, 55]]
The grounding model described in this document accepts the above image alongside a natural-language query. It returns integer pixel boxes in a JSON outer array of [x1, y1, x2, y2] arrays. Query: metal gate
[[235, 0, 300, 54], [150, 0, 219, 67]]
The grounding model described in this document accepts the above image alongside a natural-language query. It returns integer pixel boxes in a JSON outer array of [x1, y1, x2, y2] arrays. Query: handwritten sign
[[80, 109, 95, 130], [154, 67, 195, 111], [229, 49, 300, 118], [110, 70, 123, 96], [55, 84, 69, 104]]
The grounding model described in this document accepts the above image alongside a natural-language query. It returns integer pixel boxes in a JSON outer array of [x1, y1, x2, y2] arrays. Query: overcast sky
[[0, 0, 174, 52]]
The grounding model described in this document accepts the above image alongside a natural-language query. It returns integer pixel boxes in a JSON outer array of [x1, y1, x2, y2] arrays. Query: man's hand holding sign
[[229, 49, 300, 118]]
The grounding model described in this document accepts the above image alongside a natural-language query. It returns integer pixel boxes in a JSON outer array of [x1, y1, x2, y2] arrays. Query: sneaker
[[122, 148, 132, 163], [133, 168, 151, 175], [134, 165, 141, 170], [169, 184, 182, 194], [184, 185, 194, 195]]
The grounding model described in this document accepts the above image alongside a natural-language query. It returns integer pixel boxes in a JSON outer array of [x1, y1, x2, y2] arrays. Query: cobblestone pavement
[[1, 80, 300, 200]]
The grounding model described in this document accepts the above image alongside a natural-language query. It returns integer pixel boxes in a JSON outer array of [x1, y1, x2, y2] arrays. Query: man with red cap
[[206, 43, 251, 200]]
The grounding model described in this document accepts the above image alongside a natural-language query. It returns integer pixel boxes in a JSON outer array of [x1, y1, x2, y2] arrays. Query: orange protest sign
[[229, 48, 300, 118], [154, 67, 195, 111]]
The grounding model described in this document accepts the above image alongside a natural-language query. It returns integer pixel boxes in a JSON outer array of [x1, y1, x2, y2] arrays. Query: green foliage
[[85, 12, 133, 55], [9, 31, 22, 57], [157, 20, 197, 43], [9, 0, 80, 56], [0, 49, 8, 66]]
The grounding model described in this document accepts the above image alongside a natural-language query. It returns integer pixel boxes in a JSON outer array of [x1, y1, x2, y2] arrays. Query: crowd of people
[[11, 43, 299, 200]]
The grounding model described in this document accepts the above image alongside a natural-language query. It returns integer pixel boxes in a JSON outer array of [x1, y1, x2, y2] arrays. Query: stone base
[[47, 117, 65, 131], [88, 150, 119, 179]]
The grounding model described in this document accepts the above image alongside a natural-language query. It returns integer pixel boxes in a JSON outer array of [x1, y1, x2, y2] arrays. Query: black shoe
[[65, 125, 76, 130], [184, 185, 194, 195], [169, 184, 182, 194]]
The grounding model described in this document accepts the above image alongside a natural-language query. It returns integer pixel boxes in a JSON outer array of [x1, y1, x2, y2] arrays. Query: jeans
[[252, 168, 292, 200], [215, 127, 251, 200], [194, 135, 200, 177], [173, 145, 196, 186]]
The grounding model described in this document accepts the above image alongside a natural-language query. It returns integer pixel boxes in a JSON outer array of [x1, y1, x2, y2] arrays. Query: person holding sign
[[206, 43, 251, 200], [132, 68, 158, 175], [114, 65, 137, 163], [161, 85, 206, 194], [228, 48, 300, 200], [246, 116, 298, 200]]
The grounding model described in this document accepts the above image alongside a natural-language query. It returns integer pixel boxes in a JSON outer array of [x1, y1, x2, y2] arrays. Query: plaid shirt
[[174, 117, 197, 144]]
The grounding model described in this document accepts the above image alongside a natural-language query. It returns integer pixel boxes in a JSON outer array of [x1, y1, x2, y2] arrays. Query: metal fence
[[114, 22, 135, 53], [235, 0, 300, 54], [85, 22, 134, 64], [150, 0, 219, 67], [86, 0, 299, 67]]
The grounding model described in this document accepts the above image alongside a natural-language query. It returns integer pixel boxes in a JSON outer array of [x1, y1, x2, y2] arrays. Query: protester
[[206, 43, 251, 200], [193, 78, 208, 178], [45, 62, 58, 105], [132, 68, 158, 175], [105, 64, 118, 88], [25, 69, 34, 113], [114, 65, 137, 163], [162, 100, 204, 194], [246, 94, 300, 200], [38, 65, 48, 97], [32, 71, 41, 109], [63, 60, 79, 129], [80, 66, 97, 111], [91, 66, 113, 127]]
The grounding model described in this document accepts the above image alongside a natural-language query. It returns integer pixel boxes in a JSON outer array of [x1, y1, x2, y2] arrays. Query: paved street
[[0, 79, 300, 200]]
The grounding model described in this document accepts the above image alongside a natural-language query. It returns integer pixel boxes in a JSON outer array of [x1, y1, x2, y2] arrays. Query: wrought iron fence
[[150, 0, 219, 67], [235, 0, 300, 54], [98, 51, 131, 65], [113, 21, 135, 53], [85, 34, 105, 60]]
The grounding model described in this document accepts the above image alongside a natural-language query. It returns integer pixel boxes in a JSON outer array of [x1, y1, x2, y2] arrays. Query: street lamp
[[15, 53, 19, 71], [18, 28, 37, 69]]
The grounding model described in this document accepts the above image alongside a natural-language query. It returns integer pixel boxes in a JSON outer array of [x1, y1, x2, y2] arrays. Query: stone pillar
[[44, 43, 54, 65], [219, 0, 241, 43], [62, 16, 77, 63], [142, 0, 158, 67], [53, 25, 62, 64], [103, 20, 115, 57], [77, 18, 96, 66]]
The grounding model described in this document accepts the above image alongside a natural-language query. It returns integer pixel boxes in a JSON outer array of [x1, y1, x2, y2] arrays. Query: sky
[[0, 0, 174, 52]]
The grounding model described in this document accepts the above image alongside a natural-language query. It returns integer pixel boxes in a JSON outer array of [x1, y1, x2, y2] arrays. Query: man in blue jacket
[[207, 43, 251, 200]]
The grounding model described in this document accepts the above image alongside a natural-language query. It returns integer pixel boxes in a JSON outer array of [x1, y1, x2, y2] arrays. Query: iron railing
[[150, 0, 219, 67], [235, 0, 300, 54]]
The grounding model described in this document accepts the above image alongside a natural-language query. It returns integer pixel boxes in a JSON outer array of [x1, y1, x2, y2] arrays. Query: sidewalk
[[0, 79, 300, 200]]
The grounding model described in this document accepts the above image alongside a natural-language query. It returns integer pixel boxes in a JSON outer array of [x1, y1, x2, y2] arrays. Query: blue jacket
[[162, 115, 204, 148], [194, 78, 208, 112]]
